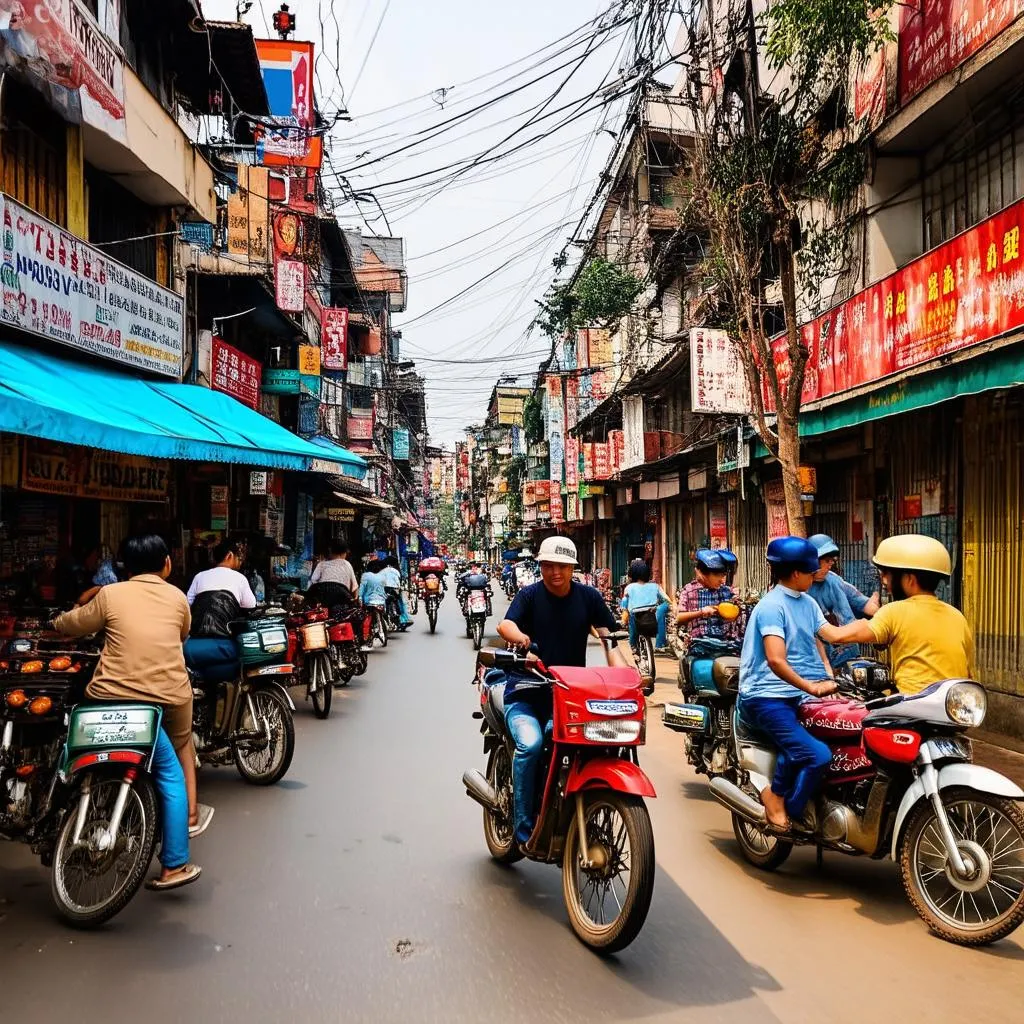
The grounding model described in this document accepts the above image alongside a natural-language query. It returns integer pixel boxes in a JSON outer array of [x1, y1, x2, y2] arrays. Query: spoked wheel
[[233, 688, 295, 785], [732, 813, 793, 870], [900, 787, 1024, 946], [472, 617, 484, 651], [374, 613, 388, 648], [427, 600, 438, 634], [51, 773, 158, 928], [354, 648, 368, 675], [309, 651, 333, 719], [634, 636, 655, 695], [408, 587, 419, 615], [562, 794, 655, 953], [483, 745, 522, 865]]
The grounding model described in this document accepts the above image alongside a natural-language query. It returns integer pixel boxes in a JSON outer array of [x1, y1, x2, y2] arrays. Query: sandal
[[146, 863, 202, 891], [188, 803, 215, 839], [765, 818, 791, 835]]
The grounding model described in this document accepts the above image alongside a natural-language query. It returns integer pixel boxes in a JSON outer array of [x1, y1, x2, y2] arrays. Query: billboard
[[255, 39, 323, 169], [690, 328, 750, 414], [227, 166, 270, 264]]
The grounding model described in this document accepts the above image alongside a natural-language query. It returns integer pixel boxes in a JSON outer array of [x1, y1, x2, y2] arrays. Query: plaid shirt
[[678, 580, 738, 639]]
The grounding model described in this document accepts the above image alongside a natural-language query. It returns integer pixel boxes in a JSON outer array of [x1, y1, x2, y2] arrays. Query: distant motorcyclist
[[496, 536, 623, 846], [820, 535, 974, 695]]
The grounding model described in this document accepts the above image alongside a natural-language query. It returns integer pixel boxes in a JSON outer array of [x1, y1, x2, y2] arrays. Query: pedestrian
[[52, 534, 210, 890]]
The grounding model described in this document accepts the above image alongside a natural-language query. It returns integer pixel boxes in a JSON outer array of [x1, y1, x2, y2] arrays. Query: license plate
[[68, 705, 159, 751], [469, 594, 487, 612], [662, 702, 709, 734], [928, 736, 969, 761]]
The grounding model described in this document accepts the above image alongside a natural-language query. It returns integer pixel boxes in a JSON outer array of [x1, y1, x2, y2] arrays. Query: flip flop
[[765, 819, 791, 835], [188, 803, 215, 839], [146, 863, 202, 891]]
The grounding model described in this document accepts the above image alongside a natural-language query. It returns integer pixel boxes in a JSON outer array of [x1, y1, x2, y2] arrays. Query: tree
[[683, 0, 891, 534]]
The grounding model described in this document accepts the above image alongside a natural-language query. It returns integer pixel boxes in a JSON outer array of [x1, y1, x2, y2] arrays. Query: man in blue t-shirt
[[496, 535, 622, 845], [739, 537, 838, 832]]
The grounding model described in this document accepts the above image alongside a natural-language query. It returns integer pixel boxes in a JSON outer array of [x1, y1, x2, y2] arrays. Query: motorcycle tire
[[427, 601, 438, 634], [472, 617, 484, 651], [900, 786, 1024, 946], [634, 636, 655, 695], [334, 663, 354, 687], [233, 688, 296, 785], [375, 616, 388, 648], [465, 614, 472, 639], [408, 587, 419, 615], [309, 651, 333, 719], [731, 812, 793, 871], [562, 793, 655, 954], [483, 745, 522, 865], [355, 649, 369, 675], [51, 771, 159, 928]]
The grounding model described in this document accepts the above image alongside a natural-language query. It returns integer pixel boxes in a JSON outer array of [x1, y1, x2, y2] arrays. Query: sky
[[204, 0, 651, 445]]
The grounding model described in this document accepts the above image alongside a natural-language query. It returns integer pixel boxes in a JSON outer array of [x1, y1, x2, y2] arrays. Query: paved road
[[1, 593, 1021, 1023]]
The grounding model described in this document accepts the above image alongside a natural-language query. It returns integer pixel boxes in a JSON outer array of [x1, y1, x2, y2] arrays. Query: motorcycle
[[668, 668, 1024, 946], [384, 587, 405, 634], [461, 577, 492, 651], [422, 574, 443, 633], [462, 639, 657, 953], [626, 605, 658, 694], [328, 605, 370, 684], [287, 605, 334, 719], [0, 639, 162, 927], [406, 574, 419, 616], [190, 607, 296, 786]]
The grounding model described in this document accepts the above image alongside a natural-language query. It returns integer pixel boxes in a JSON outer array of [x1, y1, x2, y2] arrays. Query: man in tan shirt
[[54, 534, 210, 889]]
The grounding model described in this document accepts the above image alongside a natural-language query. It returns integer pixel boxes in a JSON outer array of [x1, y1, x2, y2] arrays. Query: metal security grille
[[733, 489, 768, 593], [962, 393, 1024, 697]]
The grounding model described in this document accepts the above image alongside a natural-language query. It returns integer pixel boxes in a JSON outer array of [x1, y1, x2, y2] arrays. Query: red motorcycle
[[328, 605, 371, 683], [462, 637, 656, 953]]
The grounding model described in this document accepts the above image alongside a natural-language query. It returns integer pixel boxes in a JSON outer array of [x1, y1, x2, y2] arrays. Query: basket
[[300, 621, 329, 651], [632, 606, 659, 638], [236, 621, 289, 665]]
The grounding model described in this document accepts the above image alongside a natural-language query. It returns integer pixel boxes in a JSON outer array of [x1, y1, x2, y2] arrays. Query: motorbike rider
[[806, 534, 865, 670], [380, 555, 413, 630], [808, 534, 880, 618], [676, 549, 741, 640], [738, 537, 838, 832], [52, 534, 209, 890], [818, 535, 974, 695], [620, 558, 671, 653], [308, 540, 358, 601], [496, 535, 624, 846]]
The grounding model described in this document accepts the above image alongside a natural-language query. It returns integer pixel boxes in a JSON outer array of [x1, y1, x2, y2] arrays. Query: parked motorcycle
[[462, 639, 656, 953], [0, 640, 162, 926], [328, 605, 370, 684], [287, 605, 334, 719], [190, 607, 296, 786], [668, 670, 1024, 946]]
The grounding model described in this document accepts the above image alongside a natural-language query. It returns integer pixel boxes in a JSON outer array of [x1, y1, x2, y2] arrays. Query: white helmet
[[537, 536, 578, 566]]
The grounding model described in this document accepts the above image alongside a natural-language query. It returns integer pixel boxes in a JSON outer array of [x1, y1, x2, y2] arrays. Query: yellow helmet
[[872, 535, 951, 577]]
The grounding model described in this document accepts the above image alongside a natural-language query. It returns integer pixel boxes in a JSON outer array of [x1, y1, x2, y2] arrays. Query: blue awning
[[0, 341, 366, 479]]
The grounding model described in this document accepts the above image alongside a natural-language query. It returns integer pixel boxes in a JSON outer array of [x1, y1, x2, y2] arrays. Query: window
[[923, 115, 1024, 249]]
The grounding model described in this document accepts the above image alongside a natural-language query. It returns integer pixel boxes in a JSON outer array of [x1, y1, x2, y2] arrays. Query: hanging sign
[[392, 428, 410, 460], [297, 344, 321, 376], [227, 166, 269, 263], [690, 328, 750, 414], [210, 485, 229, 531], [275, 259, 305, 312], [255, 39, 323, 169], [212, 337, 261, 409], [250, 471, 268, 496], [321, 307, 348, 370]]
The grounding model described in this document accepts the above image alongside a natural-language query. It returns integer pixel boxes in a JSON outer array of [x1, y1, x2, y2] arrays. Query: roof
[[177, 20, 270, 118]]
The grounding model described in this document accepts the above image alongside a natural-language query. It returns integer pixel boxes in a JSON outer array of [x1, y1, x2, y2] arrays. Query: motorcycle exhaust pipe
[[709, 777, 767, 826], [462, 769, 498, 811]]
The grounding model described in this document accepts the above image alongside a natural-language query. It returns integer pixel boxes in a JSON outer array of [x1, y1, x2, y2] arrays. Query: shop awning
[[0, 341, 366, 478]]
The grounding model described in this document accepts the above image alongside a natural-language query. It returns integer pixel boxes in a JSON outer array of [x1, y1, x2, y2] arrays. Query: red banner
[[321, 307, 348, 370], [212, 338, 261, 409], [582, 443, 595, 481], [771, 194, 1024, 407], [594, 442, 610, 480], [899, 0, 1024, 105]]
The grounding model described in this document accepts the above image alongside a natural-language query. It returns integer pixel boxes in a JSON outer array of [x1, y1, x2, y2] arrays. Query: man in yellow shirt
[[820, 535, 974, 694]]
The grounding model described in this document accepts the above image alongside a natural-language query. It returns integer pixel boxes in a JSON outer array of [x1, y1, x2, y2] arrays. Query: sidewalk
[[645, 651, 1024, 789]]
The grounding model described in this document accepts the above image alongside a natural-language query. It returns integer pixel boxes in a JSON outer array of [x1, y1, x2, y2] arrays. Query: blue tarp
[[0, 341, 366, 478]]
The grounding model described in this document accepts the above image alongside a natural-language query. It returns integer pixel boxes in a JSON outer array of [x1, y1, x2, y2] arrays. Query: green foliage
[[533, 257, 645, 341], [522, 392, 544, 444]]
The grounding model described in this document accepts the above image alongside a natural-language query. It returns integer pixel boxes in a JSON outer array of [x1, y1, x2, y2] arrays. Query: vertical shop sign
[[392, 429, 410, 460], [564, 435, 579, 488], [210, 485, 229, 531], [546, 375, 564, 485], [211, 337, 261, 409], [622, 396, 645, 469], [321, 307, 348, 370], [227, 165, 269, 263], [690, 328, 750, 414], [275, 259, 305, 312], [250, 471, 268, 496], [297, 344, 321, 376], [763, 480, 789, 540], [594, 441, 610, 480], [709, 502, 729, 549]]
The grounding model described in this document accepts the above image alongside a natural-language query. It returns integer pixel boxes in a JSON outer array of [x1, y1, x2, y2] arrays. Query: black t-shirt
[[505, 581, 616, 671]]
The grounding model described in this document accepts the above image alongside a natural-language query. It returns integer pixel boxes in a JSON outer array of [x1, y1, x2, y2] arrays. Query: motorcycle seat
[[486, 680, 507, 720], [712, 656, 740, 696]]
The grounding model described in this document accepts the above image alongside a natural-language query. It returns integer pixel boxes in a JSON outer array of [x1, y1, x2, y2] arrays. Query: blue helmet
[[717, 549, 738, 570], [695, 549, 728, 572], [807, 533, 839, 559], [766, 537, 820, 573]]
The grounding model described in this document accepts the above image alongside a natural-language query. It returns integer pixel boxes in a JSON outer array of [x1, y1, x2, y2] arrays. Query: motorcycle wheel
[[562, 793, 655, 954], [427, 601, 438, 634], [472, 617, 484, 651], [465, 614, 472, 639], [355, 648, 369, 675], [309, 651, 333, 719], [408, 587, 419, 615], [375, 614, 388, 648], [483, 745, 522, 864], [900, 786, 1024, 946], [731, 813, 793, 870], [634, 636, 655, 695], [233, 688, 296, 785], [51, 772, 158, 928]]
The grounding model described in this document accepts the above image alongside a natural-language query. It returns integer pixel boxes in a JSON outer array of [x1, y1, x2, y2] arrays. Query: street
[[1, 593, 1021, 1024]]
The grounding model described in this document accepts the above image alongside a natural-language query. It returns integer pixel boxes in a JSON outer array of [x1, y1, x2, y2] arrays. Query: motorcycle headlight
[[583, 720, 642, 743], [945, 682, 987, 728]]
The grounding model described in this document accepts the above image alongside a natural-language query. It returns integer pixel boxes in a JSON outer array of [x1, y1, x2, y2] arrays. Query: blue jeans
[[183, 637, 239, 682], [152, 727, 190, 869], [504, 700, 553, 842], [396, 592, 412, 625], [628, 603, 668, 649], [740, 696, 831, 818]]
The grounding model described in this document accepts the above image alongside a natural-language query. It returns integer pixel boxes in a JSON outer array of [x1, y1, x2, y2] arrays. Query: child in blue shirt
[[739, 537, 838, 831]]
